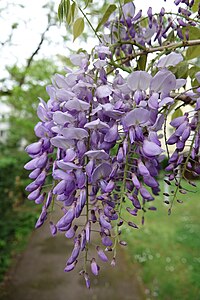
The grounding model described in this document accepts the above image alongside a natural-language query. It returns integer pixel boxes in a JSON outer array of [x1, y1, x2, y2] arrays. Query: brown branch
[[115, 39, 200, 66]]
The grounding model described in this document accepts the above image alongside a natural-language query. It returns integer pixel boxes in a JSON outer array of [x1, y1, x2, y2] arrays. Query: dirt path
[[0, 215, 145, 300]]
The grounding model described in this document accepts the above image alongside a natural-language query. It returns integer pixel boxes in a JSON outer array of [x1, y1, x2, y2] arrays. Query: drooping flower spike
[[25, 0, 200, 287]]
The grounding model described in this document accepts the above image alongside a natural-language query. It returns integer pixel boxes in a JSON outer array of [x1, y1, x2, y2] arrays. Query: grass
[[123, 178, 200, 300], [0, 201, 39, 282]]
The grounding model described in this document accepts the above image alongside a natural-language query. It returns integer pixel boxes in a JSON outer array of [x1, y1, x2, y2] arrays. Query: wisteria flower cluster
[[25, 0, 200, 288]]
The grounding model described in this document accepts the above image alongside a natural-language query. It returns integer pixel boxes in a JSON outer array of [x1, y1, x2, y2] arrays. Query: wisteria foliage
[[25, 0, 200, 288]]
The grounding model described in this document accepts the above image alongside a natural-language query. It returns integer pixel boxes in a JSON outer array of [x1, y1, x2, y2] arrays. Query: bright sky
[[0, 0, 176, 73]]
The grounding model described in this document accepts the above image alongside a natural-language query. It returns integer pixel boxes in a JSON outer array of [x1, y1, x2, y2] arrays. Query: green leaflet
[[171, 108, 183, 121], [96, 4, 117, 32], [73, 17, 85, 41], [186, 45, 200, 60]]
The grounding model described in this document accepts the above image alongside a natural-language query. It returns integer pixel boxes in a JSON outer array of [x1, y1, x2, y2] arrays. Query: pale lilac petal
[[143, 140, 162, 157], [50, 136, 74, 149], [53, 111, 74, 125], [175, 79, 186, 89], [196, 72, 200, 83], [157, 52, 183, 68], [57, 160, 81, 171], [67, 239, 80, 265], [138, 160, 150, 176], [62, 128, 88, 140], [127, 71, 152, 91], [122, 2, 135, 18], [91, 163, 112, 182], [150, 70, 176, 94], [96, 246, 108, 262], [104, 124, 119, 142], [56, 205, 75, 229], [123, 108, 150, 127], [64, 260, 77, 272], [84, 150, 109, 160], [64, 98, 90, 111], [96, 85, 112, 98], [91, 258, 99, 276], [170, 116, 186, 128], [140, 187, 154, 200], [25, 141, 42, 155], [64, 148, 76, 161], [84, 118, 110, 130], [159, 97, 174, 107], [148, 93, 159, 109]]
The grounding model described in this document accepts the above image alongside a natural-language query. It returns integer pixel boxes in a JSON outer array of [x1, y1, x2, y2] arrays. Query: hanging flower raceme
[[25, 1, 200, 287]]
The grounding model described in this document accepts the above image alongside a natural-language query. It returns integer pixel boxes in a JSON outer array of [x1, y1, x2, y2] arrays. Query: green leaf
[[188, 66, 200, 79], [71, 2, 76, 23], [186, 45, 200, 60], [171, 108, 183, 121], [124, 0, 133, 4], [96, 4, 117, 32], [182, 26, 200, 40], [84, 0, 93, 9], [63, 0, 70, 22], [58, 1, 64, 22], [175, 61, 188, 79], [137, 54, 147, 71], [191, 0, 199, 12], [73, 17, 85, 41]]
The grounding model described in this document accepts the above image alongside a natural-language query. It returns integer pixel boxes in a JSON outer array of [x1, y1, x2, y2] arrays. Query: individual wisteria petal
[[85, 221, 91, 242], [50, 136, 74, 149], [123, 108, 150, 128], [148, 93, 159, 109], [96, 246, 108, 262], [127, 71, 152, 91], [67, 239, 81, 265], [140, 187, 154, 200], [138, 160, 150, 176], [195, 98, 200, 111], [53, 111, 74, 125], [150, 69, 176, 94], [159, 97, 174, 107], [65, 225, 78, 239], [49, 221, 57, 236], [196, 72, 200, 83], [176, 79, 186, 89], [62, 128, 89, 140], [84, 272, 90, 289], [91, 258, 99, 276], [104, 124, 119, 142], [96, 85, 112, 98], [99, 212, 112, 230], [25, 141, 42, 155], [64, 260, 77, 272], [57, 160, 81, 171], [143, 140, 163, 157], [28, 187, 41, 200], [84, 150, 109, 160], [157, 52, 183, 68], [122, 2, 135, 18], [143, 175, 159, 188], [170, 116, 187, 127], [64, 98, 90, 111], [131, 173, 141, 189], [84, 119, 110, 130], [91, 163, 112, 182], [56, 205, 75, 229]]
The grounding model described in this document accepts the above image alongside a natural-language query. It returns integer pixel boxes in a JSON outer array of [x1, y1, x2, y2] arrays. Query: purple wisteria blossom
[[24, 0, 200, 288]]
